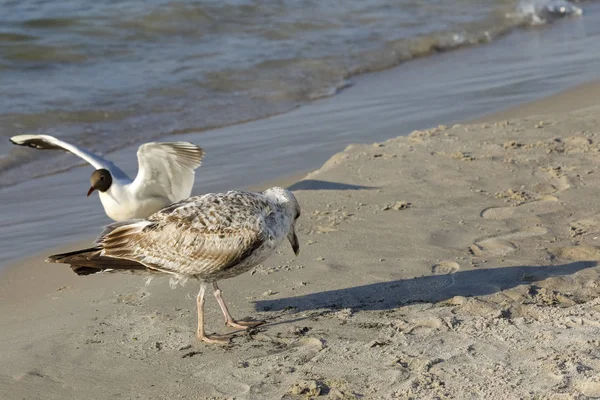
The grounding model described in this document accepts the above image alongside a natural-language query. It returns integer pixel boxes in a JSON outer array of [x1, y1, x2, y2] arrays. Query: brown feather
[[47, 247, 148, 276]]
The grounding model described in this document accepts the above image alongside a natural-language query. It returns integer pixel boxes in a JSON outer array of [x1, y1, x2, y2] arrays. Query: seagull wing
[[10, 134, 130, 180], [131, 142, 205, 203], [95, 192, 272, 277]]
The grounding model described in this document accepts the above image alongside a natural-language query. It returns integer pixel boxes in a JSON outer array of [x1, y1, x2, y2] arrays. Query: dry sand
[[4, 94, 600, 399]]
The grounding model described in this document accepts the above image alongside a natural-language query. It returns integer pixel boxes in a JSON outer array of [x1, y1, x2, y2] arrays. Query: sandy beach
[[3, 82, 600, 399]]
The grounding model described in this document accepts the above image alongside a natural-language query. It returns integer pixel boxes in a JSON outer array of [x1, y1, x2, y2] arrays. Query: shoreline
[[4, 79, 600, 397], [1, 75, 599, 293], [3, 5, 600, 266], [4, 74, 599, 272]]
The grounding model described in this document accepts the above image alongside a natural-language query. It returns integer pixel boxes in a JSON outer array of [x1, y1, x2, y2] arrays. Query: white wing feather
[[10, 134, 130, 180], [131, 142, 205, 202]]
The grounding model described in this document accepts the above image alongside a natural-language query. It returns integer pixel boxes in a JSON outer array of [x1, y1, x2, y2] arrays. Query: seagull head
[[88, 169, 113, 197], [263, 187, 301, 256]]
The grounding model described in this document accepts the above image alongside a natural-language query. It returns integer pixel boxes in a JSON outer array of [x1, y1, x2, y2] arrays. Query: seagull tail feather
[[46, 247, 147, 276]]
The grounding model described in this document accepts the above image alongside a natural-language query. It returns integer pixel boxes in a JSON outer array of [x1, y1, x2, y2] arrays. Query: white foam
[[515, 0, 583, 25]]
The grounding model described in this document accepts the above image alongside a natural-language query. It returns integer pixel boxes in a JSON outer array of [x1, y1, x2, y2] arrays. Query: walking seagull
[[46, 187, 301, 344], [10, 134, 205, 221]]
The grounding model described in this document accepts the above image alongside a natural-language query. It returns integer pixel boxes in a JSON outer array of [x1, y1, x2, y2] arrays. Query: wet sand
[[4, 82, 600, 398]]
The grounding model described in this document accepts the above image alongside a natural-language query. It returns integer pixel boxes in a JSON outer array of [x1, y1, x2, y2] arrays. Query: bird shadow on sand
[[254, 261, 597, 314], [286, 179, 376, 191]]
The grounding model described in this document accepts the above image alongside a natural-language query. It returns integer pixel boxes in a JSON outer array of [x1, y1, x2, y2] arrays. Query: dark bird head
[[87, 169, 113, 197]]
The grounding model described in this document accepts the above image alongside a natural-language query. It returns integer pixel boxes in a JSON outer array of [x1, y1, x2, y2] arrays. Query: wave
[[515, 0, 583, 25]]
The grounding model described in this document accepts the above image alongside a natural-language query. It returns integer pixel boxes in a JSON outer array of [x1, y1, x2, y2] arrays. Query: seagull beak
[[288, 229, 300, 256], [87, 187, 95, 197]]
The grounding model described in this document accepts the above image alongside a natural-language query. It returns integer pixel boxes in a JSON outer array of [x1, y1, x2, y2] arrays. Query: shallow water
[[1, 0, 600, 266], [0, 0, 587, 187]]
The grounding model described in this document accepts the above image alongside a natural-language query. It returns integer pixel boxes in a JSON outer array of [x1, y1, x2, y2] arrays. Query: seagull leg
[[196, 282, 231, 344], [213, 282, 265, 329]]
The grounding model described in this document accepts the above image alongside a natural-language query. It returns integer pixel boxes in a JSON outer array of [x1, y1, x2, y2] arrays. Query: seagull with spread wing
[[10, 134, 205, 221], [46, 187, 301, 344]]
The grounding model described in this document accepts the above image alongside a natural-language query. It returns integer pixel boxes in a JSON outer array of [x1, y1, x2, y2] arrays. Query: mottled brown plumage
[[47, 187, 301, 344]]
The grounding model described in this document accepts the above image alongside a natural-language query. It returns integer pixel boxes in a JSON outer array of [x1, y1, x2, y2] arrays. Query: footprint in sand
[[539, 166, 572, 193], [480, 195, 561, 220], [552, 175, 571, 192], [250, 336, 326, 366], [531, 175, 570, 195], [570, 218, 600, 238], [470, 227, 548, 257], [431, 261, 460, 274]]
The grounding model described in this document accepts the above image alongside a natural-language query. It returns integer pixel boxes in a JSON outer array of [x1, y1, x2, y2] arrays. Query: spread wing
[[10, 134, 129, 180], [95, 192, 272, 278], [131, 142, 205, 203]]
